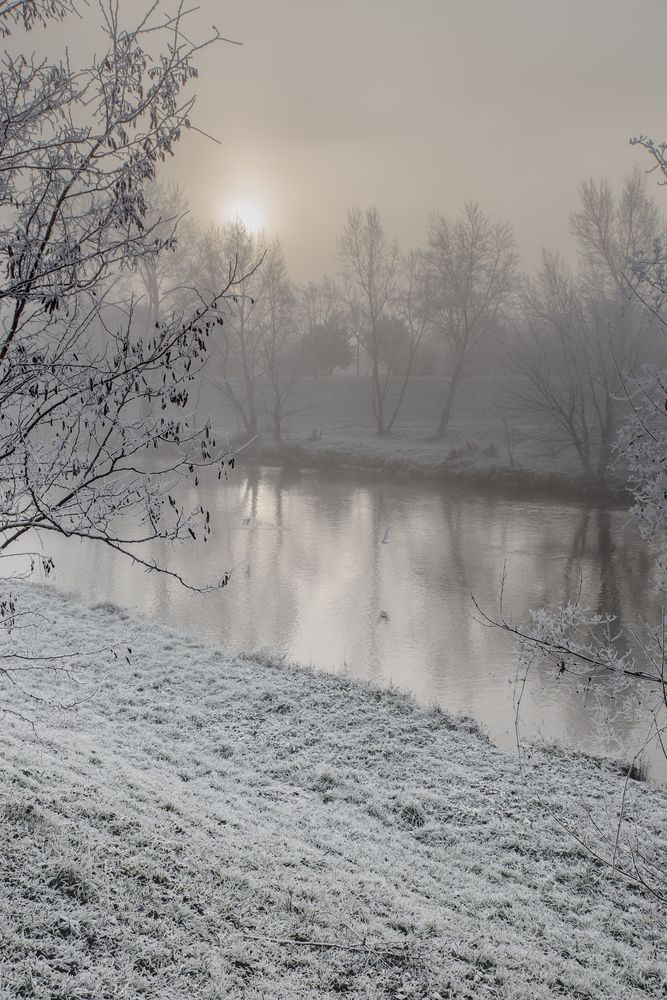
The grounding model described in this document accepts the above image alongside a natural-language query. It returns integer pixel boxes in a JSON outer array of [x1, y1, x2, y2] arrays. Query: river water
[[36, 464, 666, 783]]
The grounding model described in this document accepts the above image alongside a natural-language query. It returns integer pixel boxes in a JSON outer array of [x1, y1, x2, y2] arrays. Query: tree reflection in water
[[21, 466, 665, 783]]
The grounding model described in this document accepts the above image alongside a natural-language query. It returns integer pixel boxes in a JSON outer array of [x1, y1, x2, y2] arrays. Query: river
[[34, 464, 666, 783]]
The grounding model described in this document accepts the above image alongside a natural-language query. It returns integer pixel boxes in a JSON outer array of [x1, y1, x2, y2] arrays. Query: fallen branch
[[241, 930, 406, 963]]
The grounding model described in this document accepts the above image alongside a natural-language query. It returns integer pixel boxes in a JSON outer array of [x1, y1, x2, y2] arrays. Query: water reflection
[[29, 465, 665, 783]]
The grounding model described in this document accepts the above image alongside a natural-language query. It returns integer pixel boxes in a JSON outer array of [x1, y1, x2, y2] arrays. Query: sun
[[221, 195, 266, 233]]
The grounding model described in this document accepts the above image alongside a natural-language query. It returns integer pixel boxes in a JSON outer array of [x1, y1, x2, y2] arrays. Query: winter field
[[205, 375, 628, 497], [1, 582, 665, 999]]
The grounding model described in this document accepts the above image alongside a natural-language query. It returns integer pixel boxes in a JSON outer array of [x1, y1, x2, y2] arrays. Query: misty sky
[[158, 0, 667, 281]]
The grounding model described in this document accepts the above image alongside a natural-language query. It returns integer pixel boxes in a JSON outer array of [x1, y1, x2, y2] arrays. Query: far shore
[[245, 435, 629, 505], [201, 374, 631, 505]]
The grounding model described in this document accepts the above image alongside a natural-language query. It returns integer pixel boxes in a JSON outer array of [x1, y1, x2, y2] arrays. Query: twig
[[241, 930, 405, 963]]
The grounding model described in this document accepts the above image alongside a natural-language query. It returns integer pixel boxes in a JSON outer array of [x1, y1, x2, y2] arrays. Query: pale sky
[[157, 0, 667, 281]]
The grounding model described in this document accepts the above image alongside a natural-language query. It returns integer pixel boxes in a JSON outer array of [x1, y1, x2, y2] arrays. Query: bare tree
[[480, 156, 667, 905], [338, 207, 398, 434], [194, 220, 266, 439], [571, 168, 660, 296], [135, 179, 197, 334], [256, 239, 300, 442], [0, 0, 240, 603], [428, 202, 517, 440], [346, 297, 364, 377], [338, 207, 427, 434], [509, 174, 662, 479], [511, 253, 641, 478], [379, 249, 432, 431], [402, 249, 433, 366]]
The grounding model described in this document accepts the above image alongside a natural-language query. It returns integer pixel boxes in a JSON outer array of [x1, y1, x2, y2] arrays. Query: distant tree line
[[137, 170, 664, 473]]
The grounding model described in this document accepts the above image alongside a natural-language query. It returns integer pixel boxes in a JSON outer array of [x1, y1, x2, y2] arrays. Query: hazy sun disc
[[222, 196, 266, 233]]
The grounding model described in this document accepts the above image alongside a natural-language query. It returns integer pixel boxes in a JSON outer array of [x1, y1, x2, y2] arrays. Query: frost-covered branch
[[0, 2, 242, 581], [0, 2, 248, 719]]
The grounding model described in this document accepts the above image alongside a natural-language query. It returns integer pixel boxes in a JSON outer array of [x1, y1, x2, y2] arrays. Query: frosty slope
[[0, 583, 665, 999]]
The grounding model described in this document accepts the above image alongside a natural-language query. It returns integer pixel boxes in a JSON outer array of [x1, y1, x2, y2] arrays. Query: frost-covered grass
[[1, 583, 665, 999], [206, 375, 627, 495]]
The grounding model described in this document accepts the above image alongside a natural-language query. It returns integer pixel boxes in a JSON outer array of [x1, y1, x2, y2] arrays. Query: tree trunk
[[434, 365, 463, 440], [244, 375, 258, 438], [385, 343, 421, 434], [273, 402, 282, 443], [594, 401, 615, 480], [372, 361, 384, 435]]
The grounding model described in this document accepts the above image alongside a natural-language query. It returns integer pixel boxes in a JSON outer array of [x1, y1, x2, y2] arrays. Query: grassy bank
[[249, 440, 628, 503], [205, 376, 629, 501], [1, 583, 665, 998]]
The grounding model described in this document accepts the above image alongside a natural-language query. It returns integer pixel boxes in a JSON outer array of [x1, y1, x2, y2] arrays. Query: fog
[[158, 0, 667, 281], [34, 0, 667, 777], [103, 0, 667, 489], [34, 465, 666, 783], [4, 4, 667, 992]]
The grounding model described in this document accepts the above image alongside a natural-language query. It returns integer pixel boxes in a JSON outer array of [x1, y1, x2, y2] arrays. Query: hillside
[[0, 583, 665, 998]]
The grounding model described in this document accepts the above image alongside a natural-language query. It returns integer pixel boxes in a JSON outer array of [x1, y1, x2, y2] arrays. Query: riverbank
[[248, 437, 629, 503], [1, 583, 665, 998], [207, 376, 629, 503]]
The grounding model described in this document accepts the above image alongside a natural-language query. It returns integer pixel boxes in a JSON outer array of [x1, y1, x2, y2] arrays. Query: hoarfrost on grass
[[0, 582, 665, 999]]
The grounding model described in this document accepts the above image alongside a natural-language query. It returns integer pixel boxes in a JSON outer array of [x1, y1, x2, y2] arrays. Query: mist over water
[[37, 465, 665, 783]]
